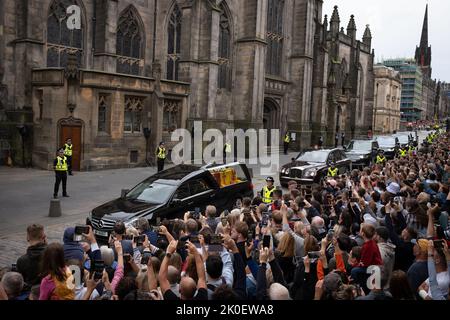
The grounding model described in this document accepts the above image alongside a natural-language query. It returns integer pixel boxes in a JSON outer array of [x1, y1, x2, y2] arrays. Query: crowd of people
[[1, 130, 449, 301]]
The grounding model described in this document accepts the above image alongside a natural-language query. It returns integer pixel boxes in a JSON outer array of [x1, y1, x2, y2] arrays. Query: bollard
[[49, 199, 62, 217]]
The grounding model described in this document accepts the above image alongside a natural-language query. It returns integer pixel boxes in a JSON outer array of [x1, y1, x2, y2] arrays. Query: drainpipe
[[152, 0, 157, 62], [92, 0, 97, 53]]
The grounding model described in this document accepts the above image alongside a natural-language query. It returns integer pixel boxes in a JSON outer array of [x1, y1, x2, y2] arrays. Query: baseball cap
[[363, 213, 378, 226], [266, 177, 275, 182]]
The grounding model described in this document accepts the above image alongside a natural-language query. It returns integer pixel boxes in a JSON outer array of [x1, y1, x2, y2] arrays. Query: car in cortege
[[87, 162, 254, 243], [393, 132, 413, 148], [344, 139, 379, 168], [279, 148, 351, 187], [374, 136, 399, 159]]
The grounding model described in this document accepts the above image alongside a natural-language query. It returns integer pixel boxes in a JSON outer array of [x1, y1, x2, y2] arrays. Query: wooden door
[[60, 125, 82, 171]]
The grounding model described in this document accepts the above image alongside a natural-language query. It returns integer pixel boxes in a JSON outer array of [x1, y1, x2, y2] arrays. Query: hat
[[411, 239, 428, 254], [378, 149, 384, 153], [386, 182, 400, 195], [363, 214, 378, 226], [266, 177, 274, 182], [323, 272, 343, 293]]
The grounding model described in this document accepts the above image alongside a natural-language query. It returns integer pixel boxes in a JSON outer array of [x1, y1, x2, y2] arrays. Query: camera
[[151, 226, 161, 233], [190, 207, 201, 220], [262, 235, 271, 248], [307, 251, 321, 263], [247, 231, 253, 245]]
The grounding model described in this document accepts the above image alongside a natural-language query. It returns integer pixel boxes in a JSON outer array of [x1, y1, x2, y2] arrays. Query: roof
[[151, 164, 203, 182]]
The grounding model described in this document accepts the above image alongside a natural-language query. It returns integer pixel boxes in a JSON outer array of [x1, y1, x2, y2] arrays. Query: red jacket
[[360, 239, 383, 267]]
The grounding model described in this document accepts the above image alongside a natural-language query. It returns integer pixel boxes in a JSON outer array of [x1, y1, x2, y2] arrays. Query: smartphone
[[156, 217, 161, 226], [209, 234, 223, 253], [141, 252, 152, 265], [263, 235, 271, 248], [91, 260, 105, 280], [134, 235, 145, 246], [74, 225, 90, 235], [285, 201, 291, 208], [247, 232, 253, 245], [151, 226, 160, 233], [177, 240, 186, 250], [189, 235, 201, 248], [433, 239, 444, 250], [307, 251, 321, 260], [11, 263, 17, 272], [326, 229, 334, 241], [261, 215, 269, 227]]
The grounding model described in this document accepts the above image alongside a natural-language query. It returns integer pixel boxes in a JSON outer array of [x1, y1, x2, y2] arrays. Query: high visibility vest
[[408, 146, 415, 154], [224, 143, 232, 153], [376, 155, 386, 164], [55, 156, 68, 171], [427, 136, 433, 144], [157, 147, 166, 159], [262, 186, 275, 204], [399, 149, 407, 157], [284, 134, 291, 143], [64, 143, 73, 156], [327, 167, 338, 177]]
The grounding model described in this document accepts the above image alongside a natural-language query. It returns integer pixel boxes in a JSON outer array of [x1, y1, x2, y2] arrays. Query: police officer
[[64, 138, 73, 175], [408, 143, 415, 155], [341, 132, 345, 147], [327, 162, 339, 177], [261, 177, 276, 204], [223, 139, 232, 163], [335, 133, 339, 148], [398, 146, 407, 158], [156, 142, 166, 172], [53, 148, 69, 199], [318, 136, 324, 149], [283, 132, 291, 155], [376, 150, 387, 165]]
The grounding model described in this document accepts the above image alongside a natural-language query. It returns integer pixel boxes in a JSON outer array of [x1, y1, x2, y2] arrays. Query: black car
[[374, 136, 399, 159], [279, 148, 351, 187], [87, 163, 254, 243], [344, 139, 379, 168]]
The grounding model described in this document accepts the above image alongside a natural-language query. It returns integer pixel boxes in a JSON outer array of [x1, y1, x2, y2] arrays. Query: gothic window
[[163, 100, 181, 132], [116, 7, 144, 75], [46, 0, 83, 67], [266, 0, 284, 76], [124, 96, 144, 133], [167, 4, 182, 80], [218, 6, 231, 90], [98, 94, 110, 133]]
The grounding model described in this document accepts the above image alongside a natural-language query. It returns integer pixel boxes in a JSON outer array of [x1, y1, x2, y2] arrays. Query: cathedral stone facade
[[0, 0, 375, 170]]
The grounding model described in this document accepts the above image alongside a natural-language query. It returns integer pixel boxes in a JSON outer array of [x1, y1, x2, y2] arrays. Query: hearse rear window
[[208, 165, 248, 188]]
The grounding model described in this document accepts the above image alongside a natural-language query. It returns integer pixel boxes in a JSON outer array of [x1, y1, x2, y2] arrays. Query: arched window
[[116, 7, 144, 75], [167, 4, 182, 81], [218, 6, 231, 90], [266, 0, 284, 76], [46, 0, 83, 67]]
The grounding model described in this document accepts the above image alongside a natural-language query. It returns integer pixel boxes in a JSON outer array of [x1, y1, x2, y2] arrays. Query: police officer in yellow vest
[[327, 163, 339, 177], [376, 150, 387, 165], [53, 148, 69, 199], [408, 144, 415, 155], [64, 138, 73, 175], [223, 140, 232, 164], [398, 146, 407, 158], [283, 132, 291, 155], [156, 142, 166, 172], [261, 177, 276, 204]]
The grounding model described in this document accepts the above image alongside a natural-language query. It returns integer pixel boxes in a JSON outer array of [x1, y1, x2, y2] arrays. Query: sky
[[322, 0, 450, 82]]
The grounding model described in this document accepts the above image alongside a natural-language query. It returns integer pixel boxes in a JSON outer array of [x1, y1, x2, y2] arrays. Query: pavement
[[0, 152, 297, 268]]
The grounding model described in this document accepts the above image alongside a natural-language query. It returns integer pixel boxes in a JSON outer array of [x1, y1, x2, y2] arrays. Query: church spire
[[414, 4, 432, 77], [420, 4, 428, 48]]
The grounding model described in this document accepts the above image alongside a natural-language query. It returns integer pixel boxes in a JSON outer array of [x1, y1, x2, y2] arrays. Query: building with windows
[[0, 0, 375, 170], [373, 65, 402, 134], [383, 59, 424, 123]]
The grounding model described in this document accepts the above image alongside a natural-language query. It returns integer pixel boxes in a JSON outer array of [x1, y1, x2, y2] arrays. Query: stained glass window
[[46, 0, 83, 67], [124, 96, 144, 133], [266, 0, 284, 76], [116, 7, 144, 75], [218, 6, 231, 90], [167, 4, 182, 80]]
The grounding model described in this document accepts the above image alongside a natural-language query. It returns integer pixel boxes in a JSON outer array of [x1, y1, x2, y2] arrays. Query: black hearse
[[87, 163, 254, 242]]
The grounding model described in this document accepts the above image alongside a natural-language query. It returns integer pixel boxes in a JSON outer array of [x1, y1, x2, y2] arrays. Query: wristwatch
[[166, 252, 172, 258]]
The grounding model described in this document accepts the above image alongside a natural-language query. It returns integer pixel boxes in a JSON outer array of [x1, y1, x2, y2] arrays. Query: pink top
[[39, 275, 56, 300], [111, 265, 124, 295]]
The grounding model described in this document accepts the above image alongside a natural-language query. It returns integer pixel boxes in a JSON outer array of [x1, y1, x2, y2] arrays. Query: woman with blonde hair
[[275, 232, 295, 283]]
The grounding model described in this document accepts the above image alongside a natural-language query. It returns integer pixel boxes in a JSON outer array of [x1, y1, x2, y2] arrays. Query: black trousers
[[284, 142, 289, 154], [54, 171, 68, 196], [157, 158, 165, 172], [66, 156, 72, 173]]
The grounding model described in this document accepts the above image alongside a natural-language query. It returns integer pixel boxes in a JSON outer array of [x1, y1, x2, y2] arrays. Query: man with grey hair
[[269, 283, 291, 300], [136, 217, 158, 246], [205, 205, 220, 232], [167, 266, 181, 298], [1, 272, 24, 300]]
